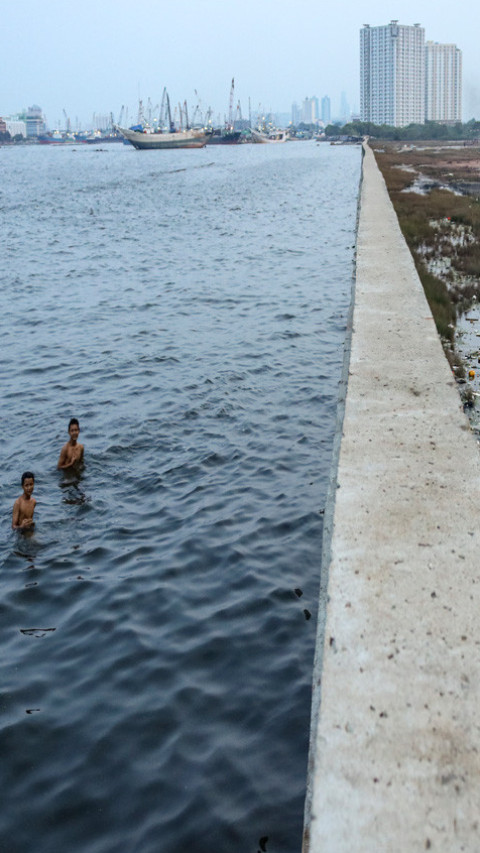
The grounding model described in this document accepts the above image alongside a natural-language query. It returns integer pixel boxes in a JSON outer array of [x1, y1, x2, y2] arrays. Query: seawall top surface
[[307, 144, 480, 851]]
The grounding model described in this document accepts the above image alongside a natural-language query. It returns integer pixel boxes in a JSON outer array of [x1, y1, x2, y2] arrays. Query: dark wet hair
[[21, 471, 35, 484], [68, 418, 80, 430]]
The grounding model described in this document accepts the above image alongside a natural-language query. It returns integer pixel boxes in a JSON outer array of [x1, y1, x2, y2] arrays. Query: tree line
[[324, 119, 480, 141]]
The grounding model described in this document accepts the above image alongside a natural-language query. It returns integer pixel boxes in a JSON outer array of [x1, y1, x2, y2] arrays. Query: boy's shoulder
[[15, 494, 36, 507]]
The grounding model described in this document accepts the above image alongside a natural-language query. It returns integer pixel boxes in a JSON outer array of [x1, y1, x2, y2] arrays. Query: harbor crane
[[227, 78, 235, 130], [191, 89, 204, 127], [62, 108, 71, 133]]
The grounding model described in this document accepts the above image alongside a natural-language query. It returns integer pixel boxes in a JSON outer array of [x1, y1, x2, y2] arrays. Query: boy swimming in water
[[57, 418, 84, 470], [12, 472, 36, 530]]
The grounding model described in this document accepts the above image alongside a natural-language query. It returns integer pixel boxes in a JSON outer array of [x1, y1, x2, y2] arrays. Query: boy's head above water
[[21, 471, 35, 486], [68, 418, 80, 439], [58, 418, 84, 470]]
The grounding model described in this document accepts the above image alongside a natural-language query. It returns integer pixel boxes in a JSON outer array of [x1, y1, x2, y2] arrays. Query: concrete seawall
[[303, 144, 480, 851]]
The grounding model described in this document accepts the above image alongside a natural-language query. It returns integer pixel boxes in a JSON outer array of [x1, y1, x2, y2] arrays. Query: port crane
[[62, 108, 71, 133], [191, 90, 204, 127], [227, 78, 235, 130]]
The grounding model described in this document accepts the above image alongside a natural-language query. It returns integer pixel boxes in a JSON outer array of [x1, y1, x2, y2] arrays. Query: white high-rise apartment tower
[[425, 42, 462, 123], [360, 21, 425, 126]]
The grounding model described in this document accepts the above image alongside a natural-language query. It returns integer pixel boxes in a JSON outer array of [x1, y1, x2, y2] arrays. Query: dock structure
[[303, 143, 480, 852]]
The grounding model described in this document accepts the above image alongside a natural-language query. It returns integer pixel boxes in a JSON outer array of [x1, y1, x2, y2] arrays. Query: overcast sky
[[3, 0, 479, 128]]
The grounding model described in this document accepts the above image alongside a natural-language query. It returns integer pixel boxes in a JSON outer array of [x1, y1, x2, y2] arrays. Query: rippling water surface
[[0, 140, 360, 853]]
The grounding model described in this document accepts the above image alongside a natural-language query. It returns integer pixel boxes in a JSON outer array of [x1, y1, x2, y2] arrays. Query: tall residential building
[[301, 96, 319, 124], [360, 21, 425, 126], [425, 41, 462, 123], [321, 96, 331, 124], [291, 102, 300, 125]]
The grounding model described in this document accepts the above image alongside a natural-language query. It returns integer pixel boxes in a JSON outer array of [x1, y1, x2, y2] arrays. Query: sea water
[[0, 140, 361, 853]]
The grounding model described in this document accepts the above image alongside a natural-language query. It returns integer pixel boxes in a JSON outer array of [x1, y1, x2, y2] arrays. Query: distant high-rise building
[[360, 21, 425, 126], [321, 96, 331, 124], [340, 91, 350, 123], [291, 102, 300, 125], [25, 105, 45, 137], [301, 96, 319, 124], [425, 41, 462, 123]]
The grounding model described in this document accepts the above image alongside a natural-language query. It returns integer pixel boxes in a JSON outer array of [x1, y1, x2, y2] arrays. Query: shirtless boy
[[57, 418, 84, 470], [12, 472, 36, 530]]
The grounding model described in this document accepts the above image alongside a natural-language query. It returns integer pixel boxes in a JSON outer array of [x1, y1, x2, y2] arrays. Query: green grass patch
[[371, 143, 480, 347]]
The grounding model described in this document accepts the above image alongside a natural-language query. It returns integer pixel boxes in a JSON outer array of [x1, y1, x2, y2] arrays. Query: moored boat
[[206, 128, 242, 145], [116, 125, 209, 149], [37, 131, 81, 145], [251, 128, 289, 144]]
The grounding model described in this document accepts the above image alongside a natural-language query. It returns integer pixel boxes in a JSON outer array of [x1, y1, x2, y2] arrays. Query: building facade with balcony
[[360, 21, 425, 127], [425, 41, 462, 123]]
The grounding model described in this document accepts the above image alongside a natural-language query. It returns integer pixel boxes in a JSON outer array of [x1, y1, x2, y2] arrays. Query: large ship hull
[[117, 126, 208, 149]]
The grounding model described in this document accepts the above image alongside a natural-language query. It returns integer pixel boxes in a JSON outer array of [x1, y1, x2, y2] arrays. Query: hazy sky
[[3, 0, 480, 127]]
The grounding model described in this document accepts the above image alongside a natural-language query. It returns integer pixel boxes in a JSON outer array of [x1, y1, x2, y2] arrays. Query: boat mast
[[166, 93, 174, 132], [159, 88, 167, 130]]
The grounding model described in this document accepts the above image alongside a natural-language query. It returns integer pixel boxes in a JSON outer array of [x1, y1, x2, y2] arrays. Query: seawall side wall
[[303, 143, 480, 851]]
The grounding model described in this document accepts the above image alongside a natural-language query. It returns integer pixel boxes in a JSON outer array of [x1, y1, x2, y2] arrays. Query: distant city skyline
[[2, 0, 480, 128], [5, 90, 352, 133]]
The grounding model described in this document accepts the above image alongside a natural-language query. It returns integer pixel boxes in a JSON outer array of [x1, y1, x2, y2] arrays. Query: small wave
[[20, 627, 56, 638]]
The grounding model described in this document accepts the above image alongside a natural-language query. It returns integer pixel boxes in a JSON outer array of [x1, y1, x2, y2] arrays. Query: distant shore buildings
[[6, 119, 27, 137], [0, 105, 45, 139], [360, 21, 462, 127], [0, 115, 27, 139], [291, 94, 341, 127]]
